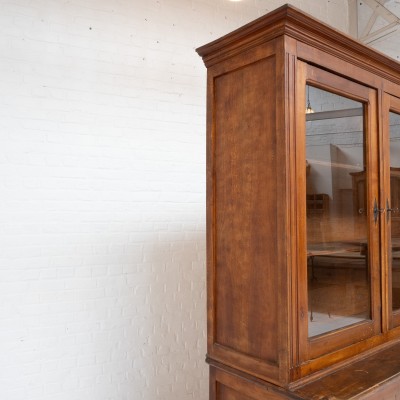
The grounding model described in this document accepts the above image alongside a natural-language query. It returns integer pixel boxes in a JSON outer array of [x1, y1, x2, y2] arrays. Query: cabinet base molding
[[210, 341, 400, 399], [209, 363, 301, 400]]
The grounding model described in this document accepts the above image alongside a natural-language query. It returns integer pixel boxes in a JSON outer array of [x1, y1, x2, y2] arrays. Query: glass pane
[[306, 85, 371, 338], [389, 111, 400, 311]]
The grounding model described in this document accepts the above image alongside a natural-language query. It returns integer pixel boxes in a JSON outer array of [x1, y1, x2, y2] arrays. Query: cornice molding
[[196, 3, 400, 83]]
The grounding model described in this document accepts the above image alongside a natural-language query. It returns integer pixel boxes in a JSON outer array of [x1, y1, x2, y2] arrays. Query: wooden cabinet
[[197, 4, 400, 399]]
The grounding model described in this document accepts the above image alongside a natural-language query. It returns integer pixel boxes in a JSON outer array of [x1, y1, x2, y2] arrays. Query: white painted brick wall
[[0, 1, 348, 399]]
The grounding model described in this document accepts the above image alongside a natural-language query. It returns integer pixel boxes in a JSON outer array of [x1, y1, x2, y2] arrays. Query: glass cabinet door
[[297, 62, 381, 361], [383, 94, 400, 329], [305, 85, 370, 338]]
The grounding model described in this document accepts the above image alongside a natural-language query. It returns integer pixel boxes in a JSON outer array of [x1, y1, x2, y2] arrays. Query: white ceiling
[[356, 0, 400, 60]]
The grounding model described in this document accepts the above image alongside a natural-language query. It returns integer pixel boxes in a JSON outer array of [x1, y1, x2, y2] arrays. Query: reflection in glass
[[306, 85, 371, 337], [389, 112, 400, 311]]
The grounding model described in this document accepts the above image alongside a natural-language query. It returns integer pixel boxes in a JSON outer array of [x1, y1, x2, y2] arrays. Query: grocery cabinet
[[196, 4, 400, 399]]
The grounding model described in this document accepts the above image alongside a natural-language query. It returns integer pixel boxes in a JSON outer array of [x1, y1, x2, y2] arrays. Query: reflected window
[[306, 85, 371, 337]]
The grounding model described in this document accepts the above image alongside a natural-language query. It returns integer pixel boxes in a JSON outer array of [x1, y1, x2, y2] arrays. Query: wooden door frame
[[295, 61, 381, 366]]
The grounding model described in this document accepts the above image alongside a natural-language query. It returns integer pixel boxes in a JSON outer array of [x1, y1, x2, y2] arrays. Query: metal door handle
[[374, 198, 384, 224]]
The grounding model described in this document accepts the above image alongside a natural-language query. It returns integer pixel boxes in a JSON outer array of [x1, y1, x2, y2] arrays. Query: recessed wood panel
[[214, 56, 278, 364]]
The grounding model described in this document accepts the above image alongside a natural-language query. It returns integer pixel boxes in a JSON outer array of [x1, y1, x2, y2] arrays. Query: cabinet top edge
[[195, 3, 400, 77]]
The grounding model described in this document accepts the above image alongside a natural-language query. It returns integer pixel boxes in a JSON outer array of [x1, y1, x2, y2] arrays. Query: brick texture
[[0, 1, 349, 399]]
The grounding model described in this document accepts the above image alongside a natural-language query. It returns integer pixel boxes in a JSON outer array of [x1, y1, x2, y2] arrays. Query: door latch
[[373, 198, 384, 224], [386, 199, 399, 221]]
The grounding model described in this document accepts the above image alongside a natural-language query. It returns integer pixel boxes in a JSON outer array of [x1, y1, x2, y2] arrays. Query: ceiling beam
[[306, 108, 363, 121], [348, 0, 359, 37], [356, 0, 400, 43], [362, 20, 398, 44]]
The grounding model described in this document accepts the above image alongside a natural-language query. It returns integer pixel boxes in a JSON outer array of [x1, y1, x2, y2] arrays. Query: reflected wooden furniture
[[306, 193, 329, 216], [197, 4, 400, 399], [307, 243, 366, 324], [350, 169, 367, 215], [351, 168, 400, 230], [351, 168, 400, 239]]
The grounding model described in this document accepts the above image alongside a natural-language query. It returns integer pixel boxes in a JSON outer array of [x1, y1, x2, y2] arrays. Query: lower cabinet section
[[209, 366, 302, 400], [211, 366, 400, 400], [210, 341, 400, 399]]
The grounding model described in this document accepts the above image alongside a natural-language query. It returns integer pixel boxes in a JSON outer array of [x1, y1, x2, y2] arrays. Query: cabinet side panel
[[214, 56, 278, 364]]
